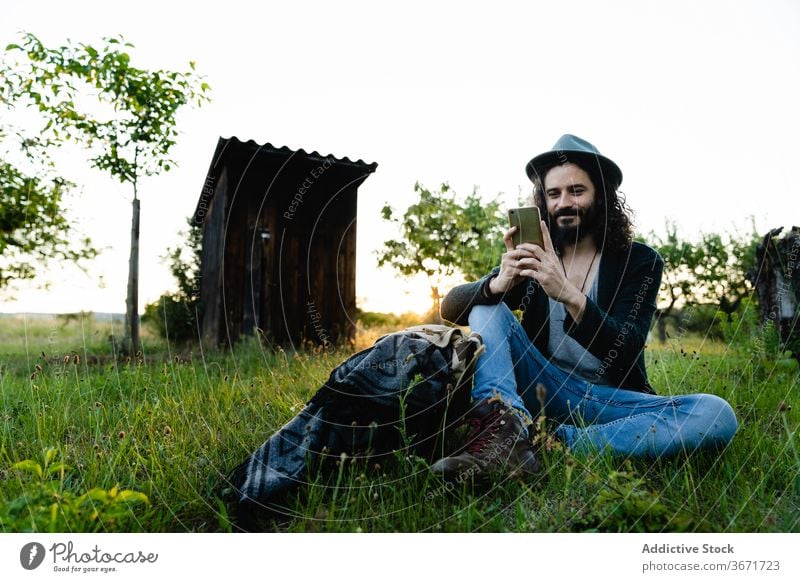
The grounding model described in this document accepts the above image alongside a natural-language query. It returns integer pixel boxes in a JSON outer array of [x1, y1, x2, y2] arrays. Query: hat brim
[[526, 150, 622, 187]]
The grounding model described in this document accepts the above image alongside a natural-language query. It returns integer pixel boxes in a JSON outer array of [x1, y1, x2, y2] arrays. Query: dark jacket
[[440, 241, 664, 393]]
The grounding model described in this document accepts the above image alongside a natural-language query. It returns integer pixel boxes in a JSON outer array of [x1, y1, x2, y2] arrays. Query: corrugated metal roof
[[209, 136, 378, 172], [194, 136, 377, 222]]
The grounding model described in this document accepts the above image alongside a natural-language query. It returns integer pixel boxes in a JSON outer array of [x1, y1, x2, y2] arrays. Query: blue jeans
[[468, 303, 738, 458]]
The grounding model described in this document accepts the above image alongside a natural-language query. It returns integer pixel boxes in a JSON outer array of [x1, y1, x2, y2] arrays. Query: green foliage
[[142, 218, 202, 342], [354, 309, 423, 329], [378, 182, 507, 281], [641, 221, 761, 343], [376, 182, 506, 311], [719, 300, 797, 367], [644, 220, 759, 318], [695, 230, 760, 315], [680, 304, 725, 340], [3, 33, 211, 192], [142, 294, 198, 343], [719, 300, 762, 357], [783, 325, 800, 365], [580, 461, 695, 532], [2, 448, 148, 532], [0, 161, 97, 286], [637, 222, 698, 318]]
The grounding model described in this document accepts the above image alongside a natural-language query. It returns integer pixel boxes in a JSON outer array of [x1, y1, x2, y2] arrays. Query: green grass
[[0, 317, 798, 532]]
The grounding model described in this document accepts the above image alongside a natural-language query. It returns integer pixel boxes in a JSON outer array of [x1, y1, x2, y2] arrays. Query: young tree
[[644, 221, 759, 342], [693, 230, 759, 316], [641, 222, 705, 342], [376, 182, 506, 321], [3, 33, 210, 354]]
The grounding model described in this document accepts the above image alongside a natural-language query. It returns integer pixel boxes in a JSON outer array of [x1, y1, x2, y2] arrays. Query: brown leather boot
[[431, 398, 540, 482]]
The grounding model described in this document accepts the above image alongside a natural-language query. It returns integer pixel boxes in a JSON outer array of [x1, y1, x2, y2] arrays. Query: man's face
[[542, 162, 597, 248]]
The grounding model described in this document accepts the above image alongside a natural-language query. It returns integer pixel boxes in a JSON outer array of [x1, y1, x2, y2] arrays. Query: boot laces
[[465, 408, 504, 454]]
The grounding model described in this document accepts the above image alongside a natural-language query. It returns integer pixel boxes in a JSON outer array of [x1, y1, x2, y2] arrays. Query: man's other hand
[[488, 225, 540, 295]]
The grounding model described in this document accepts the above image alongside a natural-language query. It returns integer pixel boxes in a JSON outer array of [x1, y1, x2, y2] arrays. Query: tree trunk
[[657, 316, 668, 344], [122, 198, 141, 356], [429, 284, 443, 324]]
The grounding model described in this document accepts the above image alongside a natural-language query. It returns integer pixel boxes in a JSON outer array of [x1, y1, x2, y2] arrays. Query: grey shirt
[[547, 270, 605, 384]]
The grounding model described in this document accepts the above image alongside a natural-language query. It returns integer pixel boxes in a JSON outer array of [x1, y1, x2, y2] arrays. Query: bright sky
[[1, 0, 798, 316]]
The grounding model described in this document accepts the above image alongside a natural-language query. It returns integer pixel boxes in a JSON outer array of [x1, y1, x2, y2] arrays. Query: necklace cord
[[560, 249, 599, 294]]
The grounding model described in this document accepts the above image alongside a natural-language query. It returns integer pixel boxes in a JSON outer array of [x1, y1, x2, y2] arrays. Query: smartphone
[[508, 206, 543, 247]]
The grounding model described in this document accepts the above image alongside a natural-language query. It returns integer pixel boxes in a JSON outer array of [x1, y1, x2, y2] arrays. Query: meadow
[[0, 313, 798, 532]]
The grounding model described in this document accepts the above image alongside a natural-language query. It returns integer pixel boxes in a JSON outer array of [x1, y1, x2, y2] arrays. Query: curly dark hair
[[530, 158, 635, 253]]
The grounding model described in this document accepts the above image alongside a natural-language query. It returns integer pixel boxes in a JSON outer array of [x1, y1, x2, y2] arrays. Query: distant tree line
[[638, 220, 761, 342]]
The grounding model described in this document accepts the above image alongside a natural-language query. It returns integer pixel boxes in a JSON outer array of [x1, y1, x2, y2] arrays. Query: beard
[[548, 203, 599, 252]]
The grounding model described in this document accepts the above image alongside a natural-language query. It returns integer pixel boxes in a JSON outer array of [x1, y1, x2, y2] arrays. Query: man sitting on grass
[[432, 134, 738, 482]]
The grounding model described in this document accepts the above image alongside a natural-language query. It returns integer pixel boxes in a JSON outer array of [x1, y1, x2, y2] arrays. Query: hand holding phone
[[508, 206, 544, 247], [485, 207, 544, 297]]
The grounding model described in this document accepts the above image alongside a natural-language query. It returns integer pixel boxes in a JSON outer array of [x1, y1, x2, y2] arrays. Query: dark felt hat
[[525, 134, 622, 186]]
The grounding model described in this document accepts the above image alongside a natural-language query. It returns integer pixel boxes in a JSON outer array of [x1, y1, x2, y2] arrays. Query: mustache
[[553, 209, 582, 218]]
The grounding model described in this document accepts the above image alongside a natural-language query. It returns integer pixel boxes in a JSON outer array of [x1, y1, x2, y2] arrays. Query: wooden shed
[[193, 137, 377, 349]]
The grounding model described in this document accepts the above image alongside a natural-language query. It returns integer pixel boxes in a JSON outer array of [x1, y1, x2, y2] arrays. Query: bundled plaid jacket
[[228, 325, 481, 513]]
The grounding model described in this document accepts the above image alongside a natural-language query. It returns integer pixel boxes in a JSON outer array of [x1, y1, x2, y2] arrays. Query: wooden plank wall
[[277, 229, 303, 346], [200, 158, 368, 350], [222, 175, 247, 346], [258, 207, 278, 344], [242, 189, 261, 338], [338, 188, 358, 346], [304, 185, 358, 348], [199, 168, 227, 347]]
